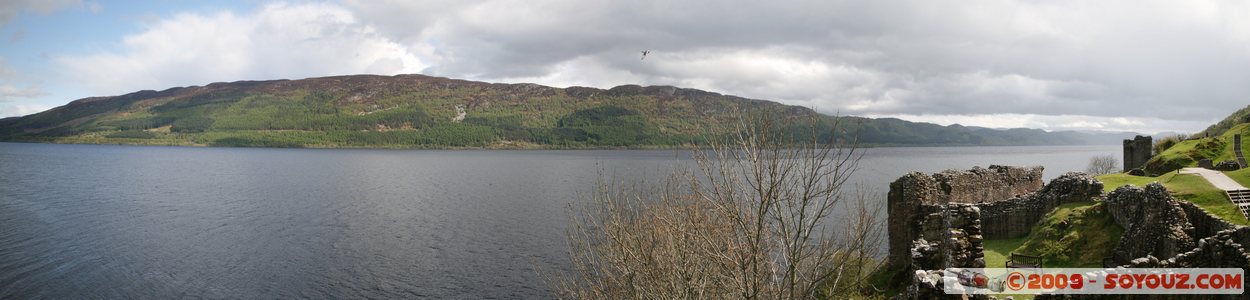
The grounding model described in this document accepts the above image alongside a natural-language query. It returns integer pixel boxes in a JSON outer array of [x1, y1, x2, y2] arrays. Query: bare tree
[[1086, 154, 1120, 175], [548, 112, 883, 299]]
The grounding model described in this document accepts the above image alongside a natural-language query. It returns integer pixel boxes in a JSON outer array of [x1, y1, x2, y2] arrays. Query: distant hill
[[1198, 104, 1250, 138], [0, 74, 1134, 148], [1144, 104, 1250, 174]]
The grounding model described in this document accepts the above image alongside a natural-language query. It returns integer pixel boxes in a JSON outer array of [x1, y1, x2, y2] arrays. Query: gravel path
[[1179, 167, 1248, 191]]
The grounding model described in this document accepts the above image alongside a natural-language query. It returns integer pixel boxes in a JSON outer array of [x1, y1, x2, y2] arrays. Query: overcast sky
[[1, 0, 1247, 134]]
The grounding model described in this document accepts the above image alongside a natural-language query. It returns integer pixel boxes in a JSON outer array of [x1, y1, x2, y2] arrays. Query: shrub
[[171, 116, 216, 133], [1085, 155, 1119, 175], [1154, 133, 1196, 154], [549, 112, 880, 299]]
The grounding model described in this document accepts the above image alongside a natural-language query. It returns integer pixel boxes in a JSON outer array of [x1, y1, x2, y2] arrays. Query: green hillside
[[0, 74, 1130, 149], [1198, 104, 1250, 137], [1143, 123, 1250, 174]]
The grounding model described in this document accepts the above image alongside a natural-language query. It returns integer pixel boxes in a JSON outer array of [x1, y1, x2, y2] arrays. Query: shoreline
[[0, 138, 1122, 151]]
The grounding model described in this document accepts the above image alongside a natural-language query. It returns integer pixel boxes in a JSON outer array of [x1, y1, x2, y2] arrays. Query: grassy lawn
[[982, 202, 1121, 269], [980, 203, 1114, 300], [1143, 123, 1250, 174], [1225, 168, 1250, 189], [1097, 172, 1174, 193], [983, 236, 1028, 268], [1212, 125, 1250, 163], [1097, 172, 1250, 225]]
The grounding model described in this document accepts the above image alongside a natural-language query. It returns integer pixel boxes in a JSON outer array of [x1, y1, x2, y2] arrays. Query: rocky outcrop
[[1216, 159, 1241, 171]]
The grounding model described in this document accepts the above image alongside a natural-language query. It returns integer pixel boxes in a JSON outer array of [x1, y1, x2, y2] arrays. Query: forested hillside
[[1198, 104, 1250, 138], [0, 74, 1130, 148]]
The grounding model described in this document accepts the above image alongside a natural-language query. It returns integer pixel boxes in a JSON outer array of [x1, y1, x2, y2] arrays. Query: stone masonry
[[892, 167, 1250, 299], [889, 167, 1103, 298], [887, 165, 1044, 270], [1104, 183, 1250, 270], [1095, 183, 1250, 300], [1123, 135, 1152, 171], [977, 173, 1104, 239]]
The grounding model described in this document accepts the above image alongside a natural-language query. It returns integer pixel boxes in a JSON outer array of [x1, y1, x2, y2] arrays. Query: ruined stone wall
[[1178, 201, 1237, 241], [887, 165, 1044, 270], [1104, 184, 1196, 261], [905, 204, 991, 300], [1124, 227, 1250, 269], [887, 172, 941, 270], [1119, 227, 1250, 299], [977, 173, 1104, 239], [889, 168, 1101, 298], [977, 196, 1052, 239], [909, 204, 986, 270], [1104, 183, 1250, 270], [1123, 135, 1152, 171], [934, 165, 1044, 204]]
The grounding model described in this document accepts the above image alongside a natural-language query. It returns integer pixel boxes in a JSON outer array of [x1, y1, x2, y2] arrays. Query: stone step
[[1237, 134, 1246, 167]]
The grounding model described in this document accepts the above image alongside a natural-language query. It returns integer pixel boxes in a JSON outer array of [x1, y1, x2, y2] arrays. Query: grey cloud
[[0, 0, 82, 26], [347, 0, 1250, 125]]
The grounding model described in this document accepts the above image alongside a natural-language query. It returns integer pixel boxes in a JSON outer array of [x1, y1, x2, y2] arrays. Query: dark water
[[0, 142, 1118, 298]]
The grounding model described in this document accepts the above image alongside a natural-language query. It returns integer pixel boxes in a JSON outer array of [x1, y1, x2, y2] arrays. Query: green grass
[[1149, 173, 1245, 225], [982, 202, 1121, 269], [983, 235, 1028, 268], [1097, 172, 1250, 225], [1018, 202, 1122, 267], [1225, 168, 1250, 189], [1144, 123, 1250, 174], [1097, 173, 1172, 193]]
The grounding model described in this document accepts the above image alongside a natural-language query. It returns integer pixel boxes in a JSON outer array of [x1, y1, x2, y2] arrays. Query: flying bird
[[640, 50, 650, 60]]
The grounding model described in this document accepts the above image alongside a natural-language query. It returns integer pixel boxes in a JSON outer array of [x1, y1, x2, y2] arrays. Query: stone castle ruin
[[1104, 183, 1250, 269], [887, 166, 1101, 272], [1123, 135, 1152, 172], [887, 165, 1250, 299]]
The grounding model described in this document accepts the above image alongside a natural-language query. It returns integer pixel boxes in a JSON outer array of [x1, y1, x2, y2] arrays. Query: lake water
[[0, 142, 1118, 298]]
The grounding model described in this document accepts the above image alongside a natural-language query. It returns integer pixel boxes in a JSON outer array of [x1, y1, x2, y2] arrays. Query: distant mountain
[[0, 74, 1135, 148]]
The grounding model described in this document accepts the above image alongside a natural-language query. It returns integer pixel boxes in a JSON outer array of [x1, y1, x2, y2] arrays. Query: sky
[[1, 1, 1248, 134]]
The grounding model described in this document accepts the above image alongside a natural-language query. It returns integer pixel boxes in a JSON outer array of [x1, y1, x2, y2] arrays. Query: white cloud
[[0, 103, 51, 117], [0, 84, 45, 101], [57, 2, 426, 95], [0, 58, 45, 102]]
